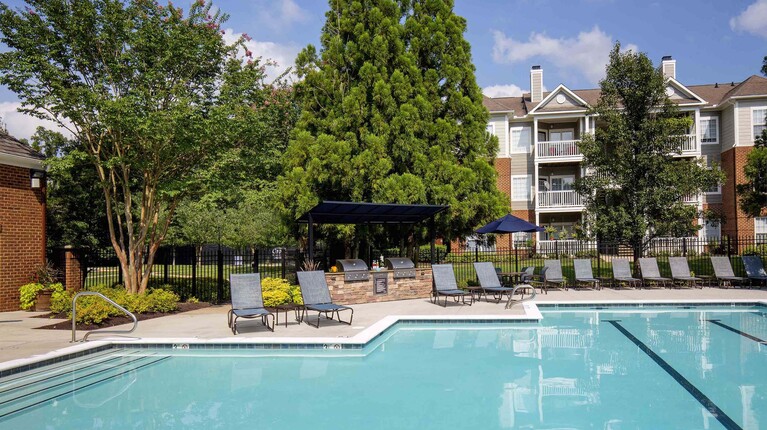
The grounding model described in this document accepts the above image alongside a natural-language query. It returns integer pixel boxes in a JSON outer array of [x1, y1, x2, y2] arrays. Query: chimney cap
[[662, 55, 673, 61], [531, 65, 541, 70]]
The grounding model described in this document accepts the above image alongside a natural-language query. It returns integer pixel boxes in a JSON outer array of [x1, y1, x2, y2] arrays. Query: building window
[[753, 108, 767, 143], [756, 217, 767, 242], [701, 221, 720, 239], [700, 117, 718, 144], [704, 184, 721, 194], [486, 123, 495, 136], [510, 126, 531, 153], [513, 232, 534, 246], [511, 175, 531, 201]]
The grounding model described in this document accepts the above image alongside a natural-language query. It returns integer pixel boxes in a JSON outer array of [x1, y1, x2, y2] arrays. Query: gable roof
[[529, 84, 590, 114], [0, 130, 45, 169]]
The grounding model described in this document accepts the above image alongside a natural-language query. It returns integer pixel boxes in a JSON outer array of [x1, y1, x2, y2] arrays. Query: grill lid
[[336, 259, 369, 272], [384, 257, 415, 270]]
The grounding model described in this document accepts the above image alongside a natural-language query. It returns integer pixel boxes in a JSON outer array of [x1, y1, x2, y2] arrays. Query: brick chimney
[[530, 66, 543, 103], [661, 55, 676, 80]]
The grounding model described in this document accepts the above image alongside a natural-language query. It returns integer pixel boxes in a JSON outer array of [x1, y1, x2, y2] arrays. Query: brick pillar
[[57, 246, 84, 291], [721, 147, 756, 238]]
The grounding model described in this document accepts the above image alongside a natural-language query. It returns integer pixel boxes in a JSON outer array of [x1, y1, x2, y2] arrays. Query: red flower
[[245, 50, 253, 57]]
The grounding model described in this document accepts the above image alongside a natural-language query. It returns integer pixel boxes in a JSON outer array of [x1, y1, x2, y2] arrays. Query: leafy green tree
[[574, 44, 724, 260], [29, 127, 110, 249], [0, 0, 271, 293], [279, 0, 506, 256], [737, 116, 767, 219]]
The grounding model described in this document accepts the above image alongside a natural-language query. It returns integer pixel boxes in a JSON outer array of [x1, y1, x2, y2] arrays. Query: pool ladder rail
[[505, 284, 537, 309], [71, 291, 138, 342]]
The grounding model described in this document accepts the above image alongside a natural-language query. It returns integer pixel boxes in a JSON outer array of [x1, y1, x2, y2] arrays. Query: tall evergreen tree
[[279, 0, 506, 256], [574, 44, 724, 260]]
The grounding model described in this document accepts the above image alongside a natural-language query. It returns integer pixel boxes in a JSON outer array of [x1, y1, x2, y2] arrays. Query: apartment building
[[484, 57, 767, 249]]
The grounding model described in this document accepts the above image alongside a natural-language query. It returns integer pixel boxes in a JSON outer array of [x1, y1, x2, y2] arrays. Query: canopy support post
[[308, 213, 315, 263], [429, 216, 436, 264]]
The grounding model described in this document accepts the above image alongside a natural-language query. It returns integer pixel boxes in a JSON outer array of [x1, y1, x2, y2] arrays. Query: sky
[[1, 0, 766, 139]]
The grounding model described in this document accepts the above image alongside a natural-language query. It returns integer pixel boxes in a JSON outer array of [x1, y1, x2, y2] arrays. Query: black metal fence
[[57, 236, 767, 302]]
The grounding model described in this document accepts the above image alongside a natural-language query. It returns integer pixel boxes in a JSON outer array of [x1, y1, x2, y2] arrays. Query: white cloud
[[730, 0, 767, 38], [0, 102, 72, 140], [258, 0, 309, 31], [221, 29, 301, 82], [483, 84, 525, 98], [491, 26, 638, 85]]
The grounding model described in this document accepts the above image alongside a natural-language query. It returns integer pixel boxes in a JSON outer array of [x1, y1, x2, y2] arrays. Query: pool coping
[[2, 298, 765, 376]]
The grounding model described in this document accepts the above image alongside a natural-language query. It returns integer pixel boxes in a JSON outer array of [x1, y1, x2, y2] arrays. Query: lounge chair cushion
[[232, 307, 271, 318], [297, 271, 334, 305]]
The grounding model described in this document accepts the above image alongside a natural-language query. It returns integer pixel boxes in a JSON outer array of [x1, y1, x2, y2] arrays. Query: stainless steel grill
[[336, 259, 370, 282], [385, 257, 416, 279]]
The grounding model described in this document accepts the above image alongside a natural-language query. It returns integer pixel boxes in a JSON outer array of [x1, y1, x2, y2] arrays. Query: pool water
[[1, 305, 766, 429]]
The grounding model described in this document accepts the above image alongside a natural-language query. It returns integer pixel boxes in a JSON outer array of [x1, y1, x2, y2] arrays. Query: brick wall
[[324, 269, 432, 305], [495, 158, 511, 200], [0, 164, 46, 311], [721, 147, 756, 237]]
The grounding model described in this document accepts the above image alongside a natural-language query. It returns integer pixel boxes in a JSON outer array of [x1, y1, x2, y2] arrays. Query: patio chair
[[742, 255, 767, 288], [474, 262, 517, 302], [611, 259, 642, 289], [573, 259, 600, 290], [297, 271, 354, 328], [519, 266, 537, 284], [431, 264, 472, 307], [228, 273, 275, 334], [541, 260, 567, 293], [668, 257, 703, 289], [638, 258, 672, 288], [710, 256, 746, 288]]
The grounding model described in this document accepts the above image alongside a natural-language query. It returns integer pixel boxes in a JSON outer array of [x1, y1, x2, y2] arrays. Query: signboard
[[373, 273, 388, 295]]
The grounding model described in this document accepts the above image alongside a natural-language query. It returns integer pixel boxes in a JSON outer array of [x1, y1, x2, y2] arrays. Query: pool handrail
[[71, 291, 138, 342]]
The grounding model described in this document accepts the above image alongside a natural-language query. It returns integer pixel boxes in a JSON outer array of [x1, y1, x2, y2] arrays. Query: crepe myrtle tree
[[574, 44, 724, 261], [0, 0, 273, 294], [736, 58, 767, 218]]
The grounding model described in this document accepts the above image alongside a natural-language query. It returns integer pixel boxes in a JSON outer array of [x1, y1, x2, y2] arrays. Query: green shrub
[[187, 296, 200, 304], [74, 297, 115, 325], [743, 245, 767, 256], [50, 290, 73, 314], [19, 283, 44, 310], [261, 277, 300, 307], [147, 289, 179, 313]]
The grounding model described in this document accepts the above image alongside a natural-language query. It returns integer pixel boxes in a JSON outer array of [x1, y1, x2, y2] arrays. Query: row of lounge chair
[[228, 271, 353, 334], [532, 255, 767, 292], [431, 255, 767, 306]]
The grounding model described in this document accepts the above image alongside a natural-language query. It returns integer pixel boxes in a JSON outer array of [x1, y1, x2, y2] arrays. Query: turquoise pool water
[[1, 304, 765, 429]]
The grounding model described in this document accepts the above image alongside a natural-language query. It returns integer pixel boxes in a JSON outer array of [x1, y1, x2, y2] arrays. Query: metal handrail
[[505, 284, 537, 309], [71, 291, 138, 342]]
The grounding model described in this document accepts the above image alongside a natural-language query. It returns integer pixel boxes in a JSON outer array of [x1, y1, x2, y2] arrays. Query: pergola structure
[[297, 201, 449, 264]]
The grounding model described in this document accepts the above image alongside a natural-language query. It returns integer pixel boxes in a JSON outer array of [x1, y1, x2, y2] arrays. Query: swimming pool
[[1, 303, 765, 429]]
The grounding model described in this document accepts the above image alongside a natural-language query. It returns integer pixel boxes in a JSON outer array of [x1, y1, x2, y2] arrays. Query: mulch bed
[[35, 302, 212, 331]]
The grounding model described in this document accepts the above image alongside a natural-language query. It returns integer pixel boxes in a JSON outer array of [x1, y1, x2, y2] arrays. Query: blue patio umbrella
[[476, 214, 544, 235], [476, 214, 544, 273]]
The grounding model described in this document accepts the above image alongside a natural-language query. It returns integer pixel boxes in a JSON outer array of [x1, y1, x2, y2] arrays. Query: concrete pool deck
[[2, 287, 767, 366]]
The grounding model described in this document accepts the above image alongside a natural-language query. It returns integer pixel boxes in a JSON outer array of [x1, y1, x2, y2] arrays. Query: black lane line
[[0, 356, 171, 420], [605, 320, 742, 430], [707, 319, 767, 344]]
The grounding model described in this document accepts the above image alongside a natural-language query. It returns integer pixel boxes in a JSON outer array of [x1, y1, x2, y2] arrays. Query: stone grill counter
[[324, 268, 433, 305]]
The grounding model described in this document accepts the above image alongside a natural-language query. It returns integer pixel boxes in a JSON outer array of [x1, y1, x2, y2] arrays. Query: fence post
[[253, 248, 259, 274], [118, 260, 123, 286], [163, 248, 169, 284], [281, 249, 287, 279], [191, 251, 197, 300], [217, 246, 224, 304], [474, 246, 479, 262]]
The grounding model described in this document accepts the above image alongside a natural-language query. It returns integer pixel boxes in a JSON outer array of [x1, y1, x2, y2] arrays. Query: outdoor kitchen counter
[[324, 268, 433, 305]]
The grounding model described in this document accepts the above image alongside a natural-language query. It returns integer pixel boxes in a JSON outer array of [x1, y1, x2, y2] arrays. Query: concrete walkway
[[2, 287, 767, 366]]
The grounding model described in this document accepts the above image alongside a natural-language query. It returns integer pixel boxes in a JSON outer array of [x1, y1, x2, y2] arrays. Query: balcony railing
[[538, 190, 584, 208], [681, 194, 699, 204], [671, 134, 697, 154], [537, 140, 582, 158]]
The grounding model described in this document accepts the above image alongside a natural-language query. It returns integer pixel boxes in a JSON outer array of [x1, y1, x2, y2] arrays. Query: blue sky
[[1, 0, 766, 138]]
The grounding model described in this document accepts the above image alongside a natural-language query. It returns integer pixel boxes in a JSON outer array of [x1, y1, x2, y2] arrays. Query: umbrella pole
[[513, 234, 519, 273]]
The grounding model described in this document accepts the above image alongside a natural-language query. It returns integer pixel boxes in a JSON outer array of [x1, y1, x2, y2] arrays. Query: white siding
[[488, 114, 508, 157], [737, 100, 767, 147], [720, 105, 735, 152]]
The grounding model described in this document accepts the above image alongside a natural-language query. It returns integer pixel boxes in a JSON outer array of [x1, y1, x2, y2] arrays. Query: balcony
[[681, 194, 699, 204], [537, 140, 582, 160], [538, 190, 584, 208], [671, 134, 697, 156]]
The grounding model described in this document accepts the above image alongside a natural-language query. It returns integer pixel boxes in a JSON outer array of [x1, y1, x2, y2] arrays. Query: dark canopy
[[298, 201, 449, 225], [475, 213, 544, 234]]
